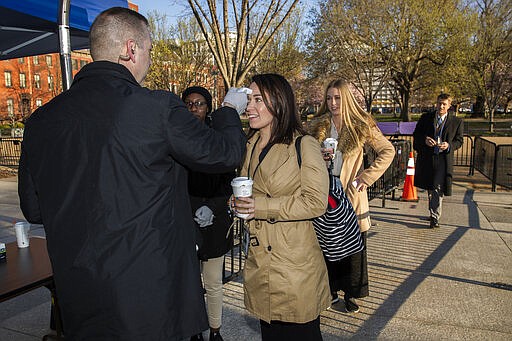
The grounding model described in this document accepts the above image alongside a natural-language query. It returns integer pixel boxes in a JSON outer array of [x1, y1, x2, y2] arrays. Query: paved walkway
[[1, 168, 511, 340]]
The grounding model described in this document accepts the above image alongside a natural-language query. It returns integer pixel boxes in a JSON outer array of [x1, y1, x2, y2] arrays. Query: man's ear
[[128, 40, 136, 61], [119, 40, 136, 62]]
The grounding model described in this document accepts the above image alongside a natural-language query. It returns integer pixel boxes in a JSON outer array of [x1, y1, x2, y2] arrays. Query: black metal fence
[[376, 134, 474, 168], [0, 137, 22, 167], [222, 219, 244, 283], [366, 139, 411, 207], [473, 137, 512, 191], [366, 134, 478, 205]]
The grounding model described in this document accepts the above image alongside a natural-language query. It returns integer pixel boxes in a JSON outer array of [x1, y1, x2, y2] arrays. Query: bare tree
[[247, 6, 313, 110], [308, 0, 393, 112], [186, 0, 300, 88], [250, 7, 305, 82]]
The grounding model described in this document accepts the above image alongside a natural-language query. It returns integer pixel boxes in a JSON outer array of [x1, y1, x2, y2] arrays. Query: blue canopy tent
[[0, 0, 128, 89]]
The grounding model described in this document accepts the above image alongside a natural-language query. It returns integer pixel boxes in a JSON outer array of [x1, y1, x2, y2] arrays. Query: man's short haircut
[[437, 93, 452, 103], [90, 7, 149, 62]]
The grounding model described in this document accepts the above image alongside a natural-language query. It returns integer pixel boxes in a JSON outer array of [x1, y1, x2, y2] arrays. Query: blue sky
[[135, 1, 318, 25], [136, 0, 184, 22]]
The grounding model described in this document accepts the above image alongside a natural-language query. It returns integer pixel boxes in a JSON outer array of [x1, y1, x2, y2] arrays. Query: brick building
[[0, 1, 139, 126], [0, 51, 92, 124]]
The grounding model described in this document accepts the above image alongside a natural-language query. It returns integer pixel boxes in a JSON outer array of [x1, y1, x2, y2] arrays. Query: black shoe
[[190, 333, 204, 341], [430, 217, 440, 228], [344, 294, 360, 313], [331, 291, 340, 305], [209, 330, 224, 341]]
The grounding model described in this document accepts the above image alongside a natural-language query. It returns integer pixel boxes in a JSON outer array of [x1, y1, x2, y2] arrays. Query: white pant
[[201, 256, 225, 329]]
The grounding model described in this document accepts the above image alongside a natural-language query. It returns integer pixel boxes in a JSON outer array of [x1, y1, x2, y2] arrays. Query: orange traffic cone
[[401, 152, 418, 201]]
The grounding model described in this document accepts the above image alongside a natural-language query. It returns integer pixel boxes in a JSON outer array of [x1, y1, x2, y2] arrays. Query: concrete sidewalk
[[1, 168, 511, 340]]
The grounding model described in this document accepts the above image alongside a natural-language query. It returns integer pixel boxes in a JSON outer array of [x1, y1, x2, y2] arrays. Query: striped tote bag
[[295, 136, 364, 261]]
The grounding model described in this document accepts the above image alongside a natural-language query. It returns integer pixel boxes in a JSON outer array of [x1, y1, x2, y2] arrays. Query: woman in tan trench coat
[[309, 79, 395, 313], [232, 74, 331, 340]]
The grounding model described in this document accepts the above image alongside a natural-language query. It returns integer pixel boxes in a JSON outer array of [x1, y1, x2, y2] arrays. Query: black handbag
[[295, 136, 364, 261]]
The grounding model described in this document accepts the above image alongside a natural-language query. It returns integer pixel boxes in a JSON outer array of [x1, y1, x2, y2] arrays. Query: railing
[[223, 219, 244, 283], [0, 137, 22, 167], [473, 137, 512, 191], [453, 135, 474, 173], [366, 139, 411, 207], [376, 134, 473, 167], [366, 133, 476, 205]]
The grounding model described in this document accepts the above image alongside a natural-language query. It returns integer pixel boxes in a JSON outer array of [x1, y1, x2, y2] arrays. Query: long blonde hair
[[318, 79, 376, 152]]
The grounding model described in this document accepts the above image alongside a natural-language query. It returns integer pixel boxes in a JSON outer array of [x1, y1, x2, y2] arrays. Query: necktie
[[436, 115, 443, 134], [435, 115, 443, 154]]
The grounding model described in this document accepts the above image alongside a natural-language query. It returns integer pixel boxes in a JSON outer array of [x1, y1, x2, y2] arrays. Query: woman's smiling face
[[246, 82, 274, 132], [326, 87, 341, 117]]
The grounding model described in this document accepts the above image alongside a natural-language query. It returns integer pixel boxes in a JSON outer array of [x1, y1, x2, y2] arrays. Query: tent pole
[[58, 0, 72, 91]]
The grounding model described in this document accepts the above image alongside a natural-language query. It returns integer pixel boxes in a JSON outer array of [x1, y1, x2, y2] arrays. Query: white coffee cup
[[231, 177, 254, 219], [323, 137, 338, 152], [14, 222, 30, 248]]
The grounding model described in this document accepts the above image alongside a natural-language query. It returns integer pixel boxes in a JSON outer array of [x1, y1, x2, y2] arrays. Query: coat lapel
[[252, 143, 293, 196], [442, 113, 454, 140]]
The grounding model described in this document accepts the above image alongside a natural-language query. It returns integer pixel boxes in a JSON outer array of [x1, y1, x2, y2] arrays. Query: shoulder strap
[[295, 136, 303, 168]]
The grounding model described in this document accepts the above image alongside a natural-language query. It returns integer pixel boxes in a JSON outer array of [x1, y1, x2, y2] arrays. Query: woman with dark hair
[[183, 86, 235, 341], [309, 79, 395, 313], [231, 74, 330, 340]]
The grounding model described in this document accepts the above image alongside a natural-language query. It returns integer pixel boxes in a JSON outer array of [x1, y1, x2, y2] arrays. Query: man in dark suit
[[413, 93, 463, 228]]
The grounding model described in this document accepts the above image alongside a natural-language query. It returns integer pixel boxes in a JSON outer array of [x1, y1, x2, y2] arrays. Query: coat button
[[267, 245, 272, 251]]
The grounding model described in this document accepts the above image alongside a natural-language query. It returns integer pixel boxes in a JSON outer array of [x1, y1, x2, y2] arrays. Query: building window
[[72, 59, 78, 70], [4, 71, 12, 87], [48, 75, 54, 90], [36, 99, 43, 107], [21, 95, 31, 118], [46, 55, 53, 66], [18, 57, 24, 64], [34, 74, 41, 89], [7, 99, 14, 117], [20, 73, 27, 88], [80, 60, 87, 68], [33, 56, 39, 65]]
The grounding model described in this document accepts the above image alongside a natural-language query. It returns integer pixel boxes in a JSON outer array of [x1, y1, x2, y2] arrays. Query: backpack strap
[[295, 135, 303, 168]]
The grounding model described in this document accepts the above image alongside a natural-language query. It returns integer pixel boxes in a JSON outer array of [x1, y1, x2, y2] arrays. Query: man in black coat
[[413, 93, 463, 228], [18, 7, 246, 341]]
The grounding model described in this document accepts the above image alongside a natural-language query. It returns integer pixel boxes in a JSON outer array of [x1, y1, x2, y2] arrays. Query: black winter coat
[[18, 61, 246, 340], [413, 111, 463, 195], [188, 170, 234, 261]]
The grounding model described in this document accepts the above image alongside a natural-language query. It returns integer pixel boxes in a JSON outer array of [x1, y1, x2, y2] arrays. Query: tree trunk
[[401, 91, 411, 122], [489, 109, 495, 133], [473, 96, 485, 118]]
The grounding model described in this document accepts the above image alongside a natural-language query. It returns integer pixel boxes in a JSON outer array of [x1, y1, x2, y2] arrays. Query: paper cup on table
[[14, 222, 30, 248], [231, 177, 253, 219]]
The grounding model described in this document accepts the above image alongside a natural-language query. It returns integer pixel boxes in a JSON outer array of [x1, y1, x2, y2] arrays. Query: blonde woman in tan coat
[[309, 79, 395, 313], [232, 74, 331, 340]]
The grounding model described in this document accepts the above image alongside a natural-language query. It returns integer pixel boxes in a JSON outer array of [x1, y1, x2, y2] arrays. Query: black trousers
[[324, 231, 369, 298], [260, 316, 322, 341]]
